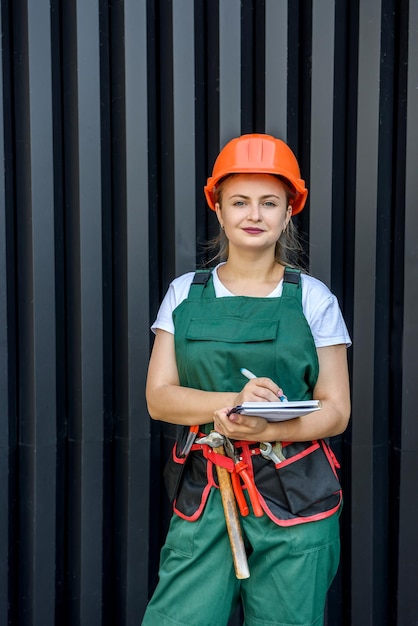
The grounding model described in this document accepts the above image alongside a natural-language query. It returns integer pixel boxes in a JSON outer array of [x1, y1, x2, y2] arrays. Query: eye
[[263, 200, 277, 207], [233, 200, 246, 207]]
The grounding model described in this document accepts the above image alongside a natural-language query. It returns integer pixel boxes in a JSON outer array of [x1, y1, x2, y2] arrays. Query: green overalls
[[142, 269, 342, 626]]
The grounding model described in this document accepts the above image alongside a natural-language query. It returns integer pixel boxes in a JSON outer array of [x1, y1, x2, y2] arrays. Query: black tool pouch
[[252, 439, 342, 523], [163, 426, 190, 503], [275, 440, 341, 515]]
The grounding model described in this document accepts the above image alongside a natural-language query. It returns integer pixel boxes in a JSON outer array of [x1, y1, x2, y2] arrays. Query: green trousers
[[142, 489, 341, 626]]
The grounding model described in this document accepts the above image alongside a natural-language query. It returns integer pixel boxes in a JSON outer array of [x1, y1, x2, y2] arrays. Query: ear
[[215, 203, 223, 229], [284, 205, 292, 228]]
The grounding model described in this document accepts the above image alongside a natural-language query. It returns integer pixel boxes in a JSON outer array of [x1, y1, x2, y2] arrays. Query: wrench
[[260, 441, 285, 464]]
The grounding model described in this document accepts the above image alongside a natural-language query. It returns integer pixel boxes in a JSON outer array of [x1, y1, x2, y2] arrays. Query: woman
[[142, 134, 351, 626]]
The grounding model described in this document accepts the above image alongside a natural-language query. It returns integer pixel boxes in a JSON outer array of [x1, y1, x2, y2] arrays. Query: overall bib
[[142, 269, 342, 626]]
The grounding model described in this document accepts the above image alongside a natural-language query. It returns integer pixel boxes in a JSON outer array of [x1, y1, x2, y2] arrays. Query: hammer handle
[[214, 445, 250, 579]]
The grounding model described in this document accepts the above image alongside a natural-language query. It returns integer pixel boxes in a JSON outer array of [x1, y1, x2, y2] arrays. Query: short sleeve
[[151, 272, 195, 334], [301, 275, 352, 348]]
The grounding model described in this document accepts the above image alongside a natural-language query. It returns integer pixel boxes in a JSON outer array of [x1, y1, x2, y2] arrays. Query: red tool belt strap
[[200, 444, 234, 471]]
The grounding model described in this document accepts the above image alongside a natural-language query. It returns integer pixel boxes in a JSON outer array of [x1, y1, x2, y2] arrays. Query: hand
[[233, 376, 284, 406], [213, 407, 269, 442]]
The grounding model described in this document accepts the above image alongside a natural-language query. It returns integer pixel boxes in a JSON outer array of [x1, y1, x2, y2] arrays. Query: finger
[[251, 376, 278, 389], [244, 386, 281, 403], [244, 378, 283, 399]]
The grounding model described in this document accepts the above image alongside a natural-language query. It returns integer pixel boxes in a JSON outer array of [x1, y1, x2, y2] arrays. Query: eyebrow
[[228, 194, 282, 200]]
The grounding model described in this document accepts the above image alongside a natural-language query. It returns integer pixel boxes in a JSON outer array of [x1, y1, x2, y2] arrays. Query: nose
[[248, 202, 261, 221]]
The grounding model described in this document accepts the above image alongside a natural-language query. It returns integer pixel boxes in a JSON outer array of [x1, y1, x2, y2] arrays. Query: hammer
[[196, 432, 250, 579]]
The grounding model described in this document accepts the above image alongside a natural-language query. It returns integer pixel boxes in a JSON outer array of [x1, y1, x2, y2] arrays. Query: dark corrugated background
[[0, 1, 417, 624]]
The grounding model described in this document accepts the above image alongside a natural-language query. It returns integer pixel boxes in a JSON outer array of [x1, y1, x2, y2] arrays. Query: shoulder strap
[[187, 269, 215, 298], [282, 267, 302, 304], [191, 270, 212, 285]]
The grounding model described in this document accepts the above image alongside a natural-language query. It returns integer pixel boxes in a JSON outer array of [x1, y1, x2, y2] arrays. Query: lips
[[243, 227, 264, 234]]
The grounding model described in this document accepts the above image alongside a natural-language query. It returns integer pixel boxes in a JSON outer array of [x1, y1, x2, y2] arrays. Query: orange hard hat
[[204, 134, 308, 215]]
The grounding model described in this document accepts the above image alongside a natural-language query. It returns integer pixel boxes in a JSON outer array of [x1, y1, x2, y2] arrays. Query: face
[[215, 174, 292, 254]]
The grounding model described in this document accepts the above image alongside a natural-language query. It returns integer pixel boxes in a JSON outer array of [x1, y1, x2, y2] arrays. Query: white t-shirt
[[151, 264, 352, 348]]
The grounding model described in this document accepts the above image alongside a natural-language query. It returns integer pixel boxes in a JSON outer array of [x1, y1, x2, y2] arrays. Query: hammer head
[[195, 432, 225, 448]]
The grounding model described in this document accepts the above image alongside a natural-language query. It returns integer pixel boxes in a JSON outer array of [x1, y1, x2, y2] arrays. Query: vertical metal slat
[[397, 1, 418, 623], [351, 2, 381, 623], [73, 1, 104, 622], [309, 0, 335, 285], [26, 2, 57, 623], [124, 0, 151, 622], [219, 0, 241, 145], [173, 0, 196, 275], [0, 2, 13, 623], [265, 0, 288, 139]]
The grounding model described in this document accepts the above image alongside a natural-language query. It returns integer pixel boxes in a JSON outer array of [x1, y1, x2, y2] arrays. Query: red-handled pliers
[[223, 437, 264, 518]]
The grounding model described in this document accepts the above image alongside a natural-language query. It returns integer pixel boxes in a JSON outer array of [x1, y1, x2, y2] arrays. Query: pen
[[240, 367, 256, 380], [240, 367, 288, 402]]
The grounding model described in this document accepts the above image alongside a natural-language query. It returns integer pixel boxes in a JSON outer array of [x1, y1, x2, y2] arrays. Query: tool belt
[[164, 427, 342, 526]]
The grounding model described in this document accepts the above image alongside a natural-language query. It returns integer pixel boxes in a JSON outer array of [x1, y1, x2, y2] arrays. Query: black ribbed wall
[[0, 1, 417, 625]]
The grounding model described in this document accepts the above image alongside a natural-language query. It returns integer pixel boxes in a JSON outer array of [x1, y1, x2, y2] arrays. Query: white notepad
[[229, 400, 321, 422]]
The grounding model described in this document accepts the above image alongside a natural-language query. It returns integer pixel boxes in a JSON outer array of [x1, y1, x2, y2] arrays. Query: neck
[[223, 249, 279, 281], [217, 252, 285, 296]]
